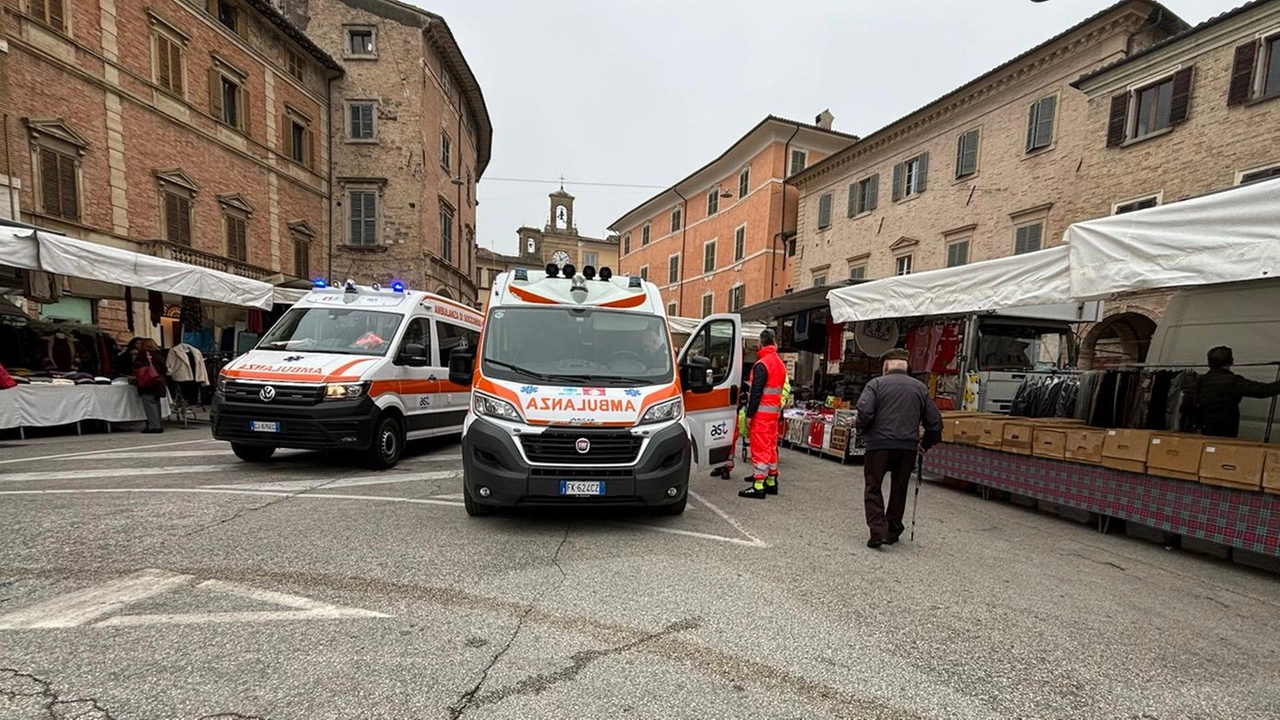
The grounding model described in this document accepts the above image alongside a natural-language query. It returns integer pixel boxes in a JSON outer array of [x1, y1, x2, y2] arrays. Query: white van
[[448, 266, 742, 516], [1147, 278, 1280, 442], [212, 281, 484, 468]]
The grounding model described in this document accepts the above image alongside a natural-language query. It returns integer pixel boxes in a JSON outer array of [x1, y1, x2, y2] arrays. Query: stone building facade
[[275, 0, 492, 306], [2, 0, 340, 332], [474, 245, 522, 313], [612, 114, 856, 319], [1069, 0, 1280, 366]]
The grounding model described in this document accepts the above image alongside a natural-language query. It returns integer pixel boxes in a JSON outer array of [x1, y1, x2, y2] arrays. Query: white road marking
[[76, 450, 238, 460], [203, 470, 461, 492], [404, 452, 463, 462], [0, 465, 233, 483], [688, 490, 768, 548], [0, 569, 194, 629], [615, 522, 767, 548], [0, 439, 220, 466], [95, 578, 388, 627]]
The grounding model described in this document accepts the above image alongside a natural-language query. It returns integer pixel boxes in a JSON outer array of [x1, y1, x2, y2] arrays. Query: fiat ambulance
[[212, 280, 484, 469], [447, 264, 743, 516]]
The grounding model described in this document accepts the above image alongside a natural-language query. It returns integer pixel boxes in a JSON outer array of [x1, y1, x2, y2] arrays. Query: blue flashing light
[[312, 278, 328, 289], [391, 281, 406, 293], [513, 268, 528, 281]]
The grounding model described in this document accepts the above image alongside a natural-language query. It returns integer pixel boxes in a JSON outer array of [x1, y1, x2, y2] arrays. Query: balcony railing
[[144, 239, 275, 281]]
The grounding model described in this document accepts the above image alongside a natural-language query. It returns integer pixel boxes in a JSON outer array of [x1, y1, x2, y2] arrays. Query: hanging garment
[[25, 271, 59, 303], [247, 310, 264, 335], [165, 343, 210, 385], [1167, 370, 1200, 433], [908, 326, 931, 373], [124, 287, 136, 332], [180, 296, 204, 331], [148, 291, 164, 326], [931, 322, 962, 374], [46, 334, 77, 372]]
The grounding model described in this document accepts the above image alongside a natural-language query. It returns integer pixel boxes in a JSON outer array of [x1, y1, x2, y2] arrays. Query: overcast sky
[[421, 0, 1238, 256]]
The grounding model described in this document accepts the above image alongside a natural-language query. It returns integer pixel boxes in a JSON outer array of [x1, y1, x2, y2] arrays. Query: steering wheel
[[610, 350, 645, 365]]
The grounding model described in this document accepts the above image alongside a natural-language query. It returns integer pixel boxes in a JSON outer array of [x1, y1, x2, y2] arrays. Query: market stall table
[[0, 384, 170, 436]]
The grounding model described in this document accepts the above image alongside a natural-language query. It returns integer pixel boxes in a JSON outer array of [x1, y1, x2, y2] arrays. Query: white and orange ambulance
[[447, 264, 743, 516], [212, 280, 484, 468]]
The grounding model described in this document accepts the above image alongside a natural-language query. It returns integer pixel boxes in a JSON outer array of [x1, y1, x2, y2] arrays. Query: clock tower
[[513, 187, 619, 272]]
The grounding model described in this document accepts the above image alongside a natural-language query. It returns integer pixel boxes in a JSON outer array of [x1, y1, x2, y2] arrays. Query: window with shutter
[[956, 129, 979, 178], [294, 239, 310, 277], [639, 265, 648, 282], [897, 154, 927, 199], [729, 285, 745, 312], [286, 50, 304, 82], [670, 207, 681, 232], [1264, 36, 1280, 99], [789, 150, 807, 176], [440, 203, 454, 262], [1014, 222, 1043, 255], [895, 255, 913, 276], [225, 216, 247, 261], [622, 233, 630, 255], [738, 167, 750, 198], [849, 265, 866, 280], [734, 226, 745, 261], [703, 241, 716, 274], [706, 189, 719, 216], [642, 223, 650, 246], [1134, 76, 1176, 139], [1106, 93, 1128, 148], [817, 192, 832, 229], [348, 102, 375, 140], [33, 0, 66, 31], [946, 240, 969, 268], [668, 255, 679, 284], [701, 294, 713, 318], [1229, 41, 1260, 106], [891, 163, 904, 202], [1240, 165, 1280, 185], [39, 148, 62, 218], [289, 119, 307, 163], [163, 192, 193, 245], [1168, 67, 1193, 125], [348, 190, 377, 246], [440, 132, 451, 170], [50, 150, 79, 221], [1026, 96, 1056, 153], [1114, 196, 1159, 215]]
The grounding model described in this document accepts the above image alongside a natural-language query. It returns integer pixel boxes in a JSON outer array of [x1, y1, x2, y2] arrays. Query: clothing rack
[[1106, 360, 1280, 442]]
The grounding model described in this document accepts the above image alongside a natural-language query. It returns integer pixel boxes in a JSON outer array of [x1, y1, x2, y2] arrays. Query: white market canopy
[[0, 226, 277, 309], [826, 177, 1280, 324], [668, 315, 770, 339]]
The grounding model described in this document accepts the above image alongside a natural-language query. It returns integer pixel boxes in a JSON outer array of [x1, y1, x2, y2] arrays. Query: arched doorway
[[435, 287, 453, 300], [1079, 312, 1158, 370]]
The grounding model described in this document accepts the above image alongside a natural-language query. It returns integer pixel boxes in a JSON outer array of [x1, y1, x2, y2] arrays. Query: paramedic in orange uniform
[[740, 329, 787, 499]]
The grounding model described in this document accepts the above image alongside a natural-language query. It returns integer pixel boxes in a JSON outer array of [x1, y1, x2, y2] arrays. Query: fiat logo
[[575, 438, 590, 454], [259, 386, 277, 402]]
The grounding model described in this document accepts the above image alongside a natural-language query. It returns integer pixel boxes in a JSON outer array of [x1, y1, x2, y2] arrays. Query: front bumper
[[462, 419, 691, 509], [211, 394, 380, 450]]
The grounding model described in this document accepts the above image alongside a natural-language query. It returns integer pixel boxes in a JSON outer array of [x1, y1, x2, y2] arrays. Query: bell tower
[[546, 183, 577, 236]]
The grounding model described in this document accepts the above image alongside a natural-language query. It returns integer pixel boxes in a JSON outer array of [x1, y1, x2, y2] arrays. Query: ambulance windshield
[[258, 308, 403, 357], [482, 307, 673, 386]]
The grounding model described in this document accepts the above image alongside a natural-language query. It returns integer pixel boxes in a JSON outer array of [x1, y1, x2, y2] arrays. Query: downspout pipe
[[673, 187, 689, 314], [326, 74, 335, 281], [773, 126, 800, 296]]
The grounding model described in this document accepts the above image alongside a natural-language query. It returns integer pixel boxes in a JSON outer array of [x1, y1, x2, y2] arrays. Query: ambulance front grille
[[520, 431, 642, 465], [223, 381, 323, 405]]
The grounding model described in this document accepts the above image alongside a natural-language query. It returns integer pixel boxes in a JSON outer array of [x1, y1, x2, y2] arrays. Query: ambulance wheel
[[657, 491, 687, 516], [231, 444, 276, 463], [464, 488, 495, 517], [366, 415, 404, 470]]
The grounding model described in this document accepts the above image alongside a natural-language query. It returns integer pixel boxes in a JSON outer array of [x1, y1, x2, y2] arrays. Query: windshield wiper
[[486, 359, 551, 381]]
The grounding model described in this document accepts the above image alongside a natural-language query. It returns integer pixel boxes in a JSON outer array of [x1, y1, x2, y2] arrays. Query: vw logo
[[575, 438, 590, 454], [259, 386, 277, 402]]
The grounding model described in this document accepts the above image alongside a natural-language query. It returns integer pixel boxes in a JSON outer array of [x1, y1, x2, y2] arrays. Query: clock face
[[551, 250, 571, 267]]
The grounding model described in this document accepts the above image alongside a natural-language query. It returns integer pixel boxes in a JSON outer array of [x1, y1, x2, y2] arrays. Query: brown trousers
[[864, 449, 916, 541]]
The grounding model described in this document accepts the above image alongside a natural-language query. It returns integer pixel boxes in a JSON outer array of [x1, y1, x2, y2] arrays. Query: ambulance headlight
[[474, 392, 521, 421], [324, 382, 368, 400], [216, 373, 228, 394], [639, 397, 682, 425]]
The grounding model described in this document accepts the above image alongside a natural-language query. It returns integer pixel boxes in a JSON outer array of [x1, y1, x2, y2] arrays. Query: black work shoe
[[885, 536, 900, 546], [709, 467, 729, 479], [739, 486, 767, 499], [764, 482, 778, 495], [866, 538, 884, 549]]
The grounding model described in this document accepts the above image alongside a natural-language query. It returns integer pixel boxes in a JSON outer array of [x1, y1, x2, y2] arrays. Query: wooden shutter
[[955, 134, 966, 178], [362, 192, 377, 244], [57, 152, 78, 220], [239, 84, 250, 132], [1025, 102, 1039, 152], [916, 152, 929, 193], [309, 126, 318, 170], [348, 193, 362, 244], [39, 149, 59, 216], [178, 197, 191, 245], [1169, 67, 1194, 125], [47, 0, 65, 31], [847, 183, 858, 217], [32, 0, 48, 24], [1034, 96, 1056, 149], [171, 42, 184, 94], [891, 163, 903, 202], [209, 68, 224, 121], [818, 193, 832, 228], [157, 37, 172, 90], [957, 130, 978, 177], [1228, 41, 1258, 107], [164, 193, 180, 242], [867, 174, 878, 211], [1106, 93, 1128, 148]]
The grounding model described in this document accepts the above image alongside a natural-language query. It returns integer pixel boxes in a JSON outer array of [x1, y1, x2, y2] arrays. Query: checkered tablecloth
[[925, 444, 1279, 558]]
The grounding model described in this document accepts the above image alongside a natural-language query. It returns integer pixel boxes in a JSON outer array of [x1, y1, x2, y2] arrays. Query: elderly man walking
[[856, 348, 943, 548]]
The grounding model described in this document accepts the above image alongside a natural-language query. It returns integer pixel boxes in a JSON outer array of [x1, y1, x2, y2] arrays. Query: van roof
[[489, 270, 663, 315], [295, 284, 484, 328]]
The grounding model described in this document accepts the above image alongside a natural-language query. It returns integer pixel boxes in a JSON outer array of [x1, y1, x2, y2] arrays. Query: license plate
[[250, 421, 281, 433], [559, 481, 603, 496]]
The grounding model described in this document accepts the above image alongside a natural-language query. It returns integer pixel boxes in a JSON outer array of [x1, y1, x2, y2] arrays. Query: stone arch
[[1079, 311, 1158, 370], [435, 287, 453, 300]]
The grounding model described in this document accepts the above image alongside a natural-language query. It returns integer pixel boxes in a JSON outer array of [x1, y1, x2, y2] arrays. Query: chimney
[[815, 109, 835, 130]]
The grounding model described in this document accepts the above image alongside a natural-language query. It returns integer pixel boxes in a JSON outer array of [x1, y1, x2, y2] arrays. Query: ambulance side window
[[686, 320, 736, 386], [437, 321, 479, 366], [400, 318, 433, 359]]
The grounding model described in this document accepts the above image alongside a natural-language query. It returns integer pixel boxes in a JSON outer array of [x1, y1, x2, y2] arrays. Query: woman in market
[[133, 338, 168, 434]]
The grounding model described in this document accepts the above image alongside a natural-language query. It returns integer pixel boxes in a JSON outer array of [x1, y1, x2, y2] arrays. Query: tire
[[463, 487, 495, 517], [365, 414, 404, 470], [657, 491, 688, 516], [231, 443, 276, 463]]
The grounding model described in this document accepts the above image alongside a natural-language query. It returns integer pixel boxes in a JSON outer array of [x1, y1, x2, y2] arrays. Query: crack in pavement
[[471, 617, 703, 710], [196, 713, 269, 719], [0, 668, 119, 719], [179, 473, 358, 539], [447, 522, 571, 720]]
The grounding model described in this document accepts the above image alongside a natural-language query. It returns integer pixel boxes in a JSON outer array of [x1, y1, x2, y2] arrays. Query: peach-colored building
[[611, 114, 856, 318]]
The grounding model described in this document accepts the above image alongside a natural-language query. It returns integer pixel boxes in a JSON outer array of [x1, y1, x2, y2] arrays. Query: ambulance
[[211, 280, 484, 469], [447, 264, 743, 516]]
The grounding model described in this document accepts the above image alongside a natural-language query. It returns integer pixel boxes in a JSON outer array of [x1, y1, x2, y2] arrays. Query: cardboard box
[[953, 418, 984, 445], [1264, 448, 1280, 494], [978, 420, 1012, 449], [1146, 434, 1210, 482], [1199, 442, 1266, 491], [1103, 456, 1147, 474], [1033, 428, 1067, 459], [1001, 422, 1035, 455], [1064, 429, 1105, 464], [1103, 429, 1155, 463]]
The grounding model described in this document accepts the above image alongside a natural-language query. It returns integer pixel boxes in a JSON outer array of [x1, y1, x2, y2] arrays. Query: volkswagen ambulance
[[447, 264, 742, 516], [212, 280, 484, 468]]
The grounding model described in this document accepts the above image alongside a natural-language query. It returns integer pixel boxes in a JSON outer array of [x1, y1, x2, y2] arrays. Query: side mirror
[[681, 354, 714, 394], [398, 343, 430, 367], [448, 348, 475, 387]]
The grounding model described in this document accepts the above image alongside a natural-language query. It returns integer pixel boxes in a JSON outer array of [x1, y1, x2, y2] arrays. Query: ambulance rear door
[[678, 313, 743, 468]]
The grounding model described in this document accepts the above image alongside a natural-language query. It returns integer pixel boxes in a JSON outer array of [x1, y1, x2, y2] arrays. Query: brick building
[[1069, 0, 1280, 366], [474, 245, 523, 313], [1, 0, 341, 333], [611, 114, 856, 319], [275, 0, 492, 307]]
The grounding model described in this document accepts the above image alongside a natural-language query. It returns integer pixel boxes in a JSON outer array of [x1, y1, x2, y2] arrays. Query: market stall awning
[[1067, 177, 1280, 300], [0, 226, 277, 309], [667, 315, 770, 338], [826, 246, 1074, 323], [738, 281, 859, 323]]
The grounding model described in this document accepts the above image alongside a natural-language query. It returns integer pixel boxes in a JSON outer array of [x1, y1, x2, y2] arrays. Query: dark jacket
[[856, 369, 944, 452], [133, 349, 168, 397], [1195, 367, 1280, 438]]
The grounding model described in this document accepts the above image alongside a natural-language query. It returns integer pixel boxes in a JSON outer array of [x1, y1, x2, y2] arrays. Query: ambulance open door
[[677, 313, 743, 468]]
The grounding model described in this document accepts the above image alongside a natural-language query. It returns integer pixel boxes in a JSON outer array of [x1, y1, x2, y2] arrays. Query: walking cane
[[910, 451, 924, 542]]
